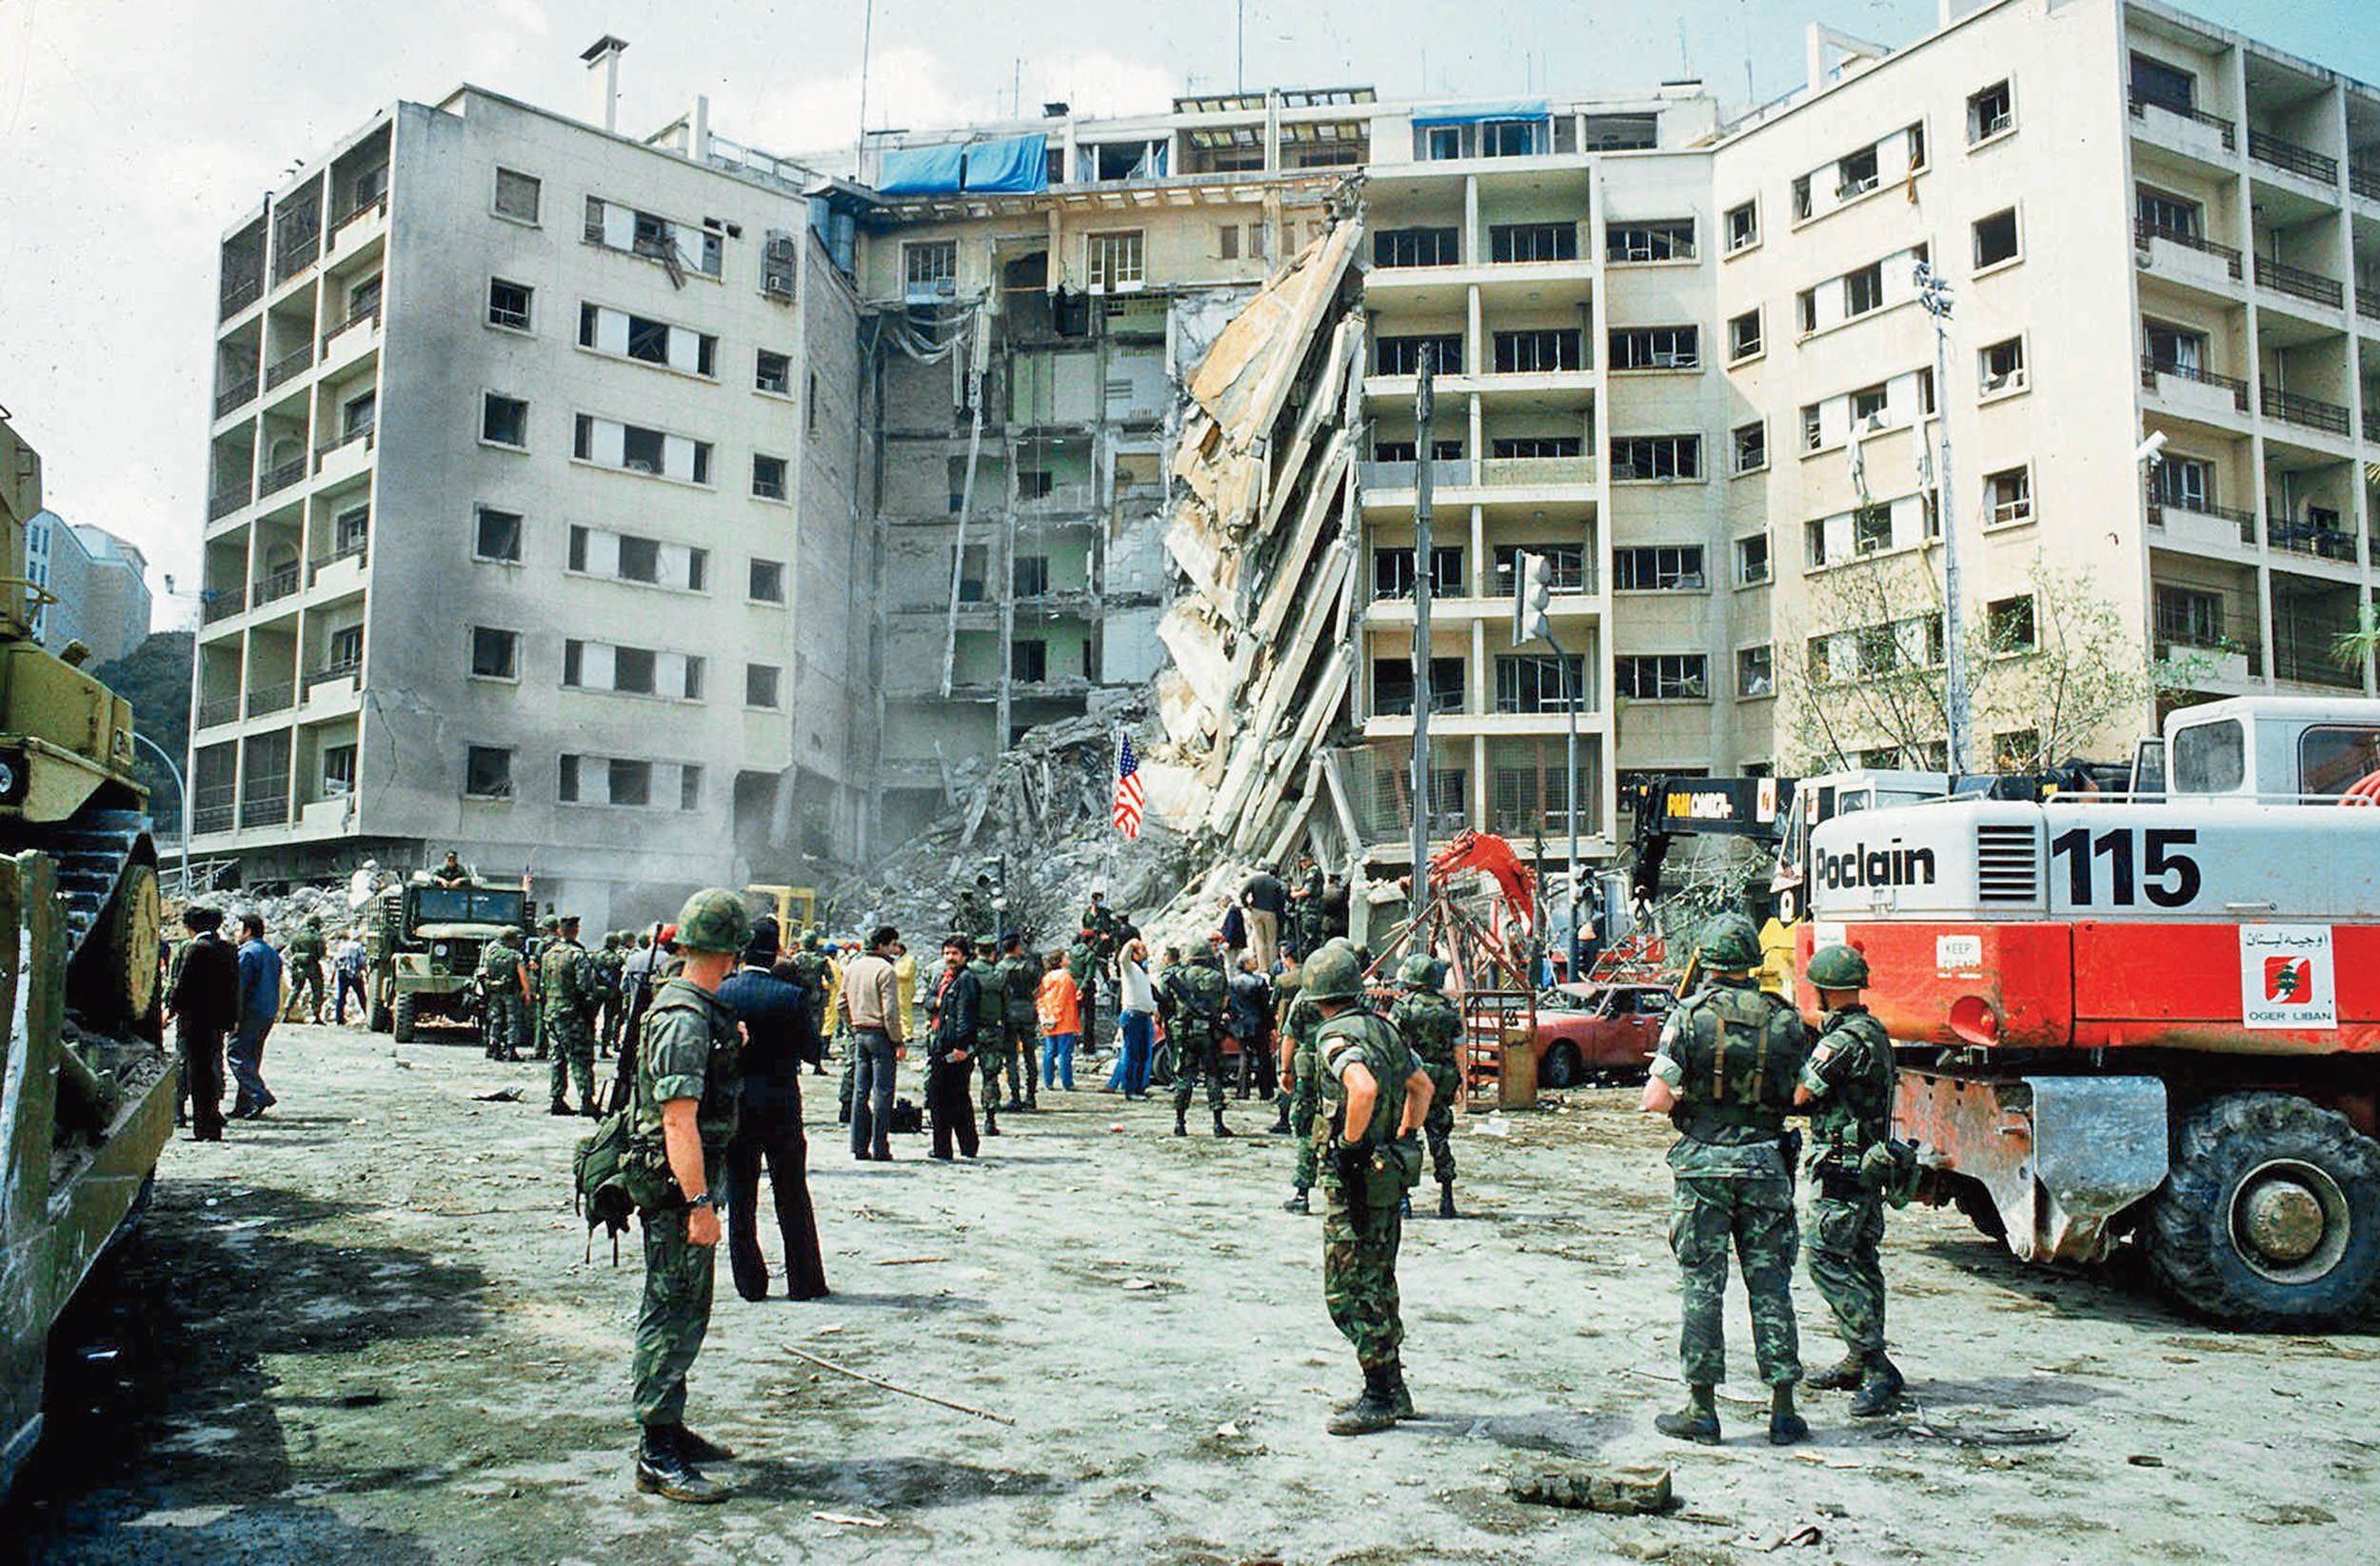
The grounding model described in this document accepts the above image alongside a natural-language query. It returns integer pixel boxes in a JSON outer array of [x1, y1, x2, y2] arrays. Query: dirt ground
[[9, 1019, 2377, 1564]]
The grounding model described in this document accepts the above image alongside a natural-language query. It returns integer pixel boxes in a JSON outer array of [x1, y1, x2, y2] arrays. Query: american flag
[[1112, 735, 1146, 839]]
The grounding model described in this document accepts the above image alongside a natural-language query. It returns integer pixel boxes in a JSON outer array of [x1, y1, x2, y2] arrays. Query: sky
[[1, 0, 2370, 628]]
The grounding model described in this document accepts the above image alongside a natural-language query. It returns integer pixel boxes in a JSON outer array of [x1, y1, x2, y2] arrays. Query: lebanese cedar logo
[[2264, 956, 2313, 1005]]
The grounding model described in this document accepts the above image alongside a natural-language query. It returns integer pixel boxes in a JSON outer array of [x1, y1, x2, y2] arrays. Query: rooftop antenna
[[1677, 21, 1691, 79], [856, 0, 877, 175]]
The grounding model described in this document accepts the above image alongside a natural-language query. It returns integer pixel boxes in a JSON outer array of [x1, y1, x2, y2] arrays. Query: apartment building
[[192, 76, 869, 924], [26, 511, 151, 665]]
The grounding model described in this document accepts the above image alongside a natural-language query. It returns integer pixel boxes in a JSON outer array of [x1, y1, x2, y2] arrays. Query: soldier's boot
[[1174, 1107, 1189, 1137], [1386, 1358, 1418, 1420], [1807, 1353, 1866, 1392], [1768, 1382, 1812, 1446], [1655, 1385, 1722, 1445], [1212, 1108, 1235, 1138], [634, 1425, 731, 1504], [1849, 1357, 1905, 1418], [548, 1098, 573, 1117], [1399, 1194, 1414, 1219], [1268, 1100, 1292, 1135], [1437, 1181, 1458, 1220], [1325, 1365, 1400, 1437], [982, 1104, 1001, 1138], [1282, 1188, 1310, 1214]]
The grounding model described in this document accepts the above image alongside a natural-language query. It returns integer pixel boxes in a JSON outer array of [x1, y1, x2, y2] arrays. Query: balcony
[[239, 786, 290, 830], [2145, 494, 2256, 545], [251, 564, 301, 607], [305, 658, 363, 689], [2140, 354, 2251, 414], [247, 682, 296, 717], [258, 455, 307, 498], [1478, 455, 1597, 488], [1357, 460, 1476, 492], [191, 785, 237, 837], [314, 423, 376, 472], [200, 585, 246, 624], [2260, 385, 2351, 438], [321, 303, 381, 355], [208, 482, 252, 522], [2355, 163, 2380, 204], [2358, 287, 2380, 324], [309, 535, 368, 584], [264, 343, 314, 391], [2253, 255, 2344, 311], [214, 377, 259, 419], [2249, 129, 2339, 186], [2128, 93, 2236, 152], [195, 696, 241, 730], [2367, 409, 2380, 445], [2267, 516, 2361, 564], [2132, 218, 2242, 282], [219, 272, 264, 321]]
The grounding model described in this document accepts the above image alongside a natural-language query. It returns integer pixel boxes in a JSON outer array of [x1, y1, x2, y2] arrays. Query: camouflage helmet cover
[[1303, 944, 1365, 1002], [1807, 942, 1872, 990], [1398, 952, 1439, 989], [674, 887, 752, 955], [1695, 912, 1762, 971]]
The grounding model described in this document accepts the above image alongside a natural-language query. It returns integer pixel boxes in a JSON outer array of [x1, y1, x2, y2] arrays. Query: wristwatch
[[686, 1190, 715, 1211]]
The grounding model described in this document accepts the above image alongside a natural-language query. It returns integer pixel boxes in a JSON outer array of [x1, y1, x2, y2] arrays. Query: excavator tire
[[2147, 1092, 2380, 1328]]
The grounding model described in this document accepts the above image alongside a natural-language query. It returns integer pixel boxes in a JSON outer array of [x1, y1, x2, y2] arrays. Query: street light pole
[[130, 731, 190, 897], [1410, 349, 1437, 925], [1915, 260, 1968, 773]]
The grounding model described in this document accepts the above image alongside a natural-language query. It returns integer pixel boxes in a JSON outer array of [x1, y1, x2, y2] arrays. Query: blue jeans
[[228, 1022, 275, 1111], [1041, 1032, 1077, 1090], [1120, 1011, 1155, 1098]]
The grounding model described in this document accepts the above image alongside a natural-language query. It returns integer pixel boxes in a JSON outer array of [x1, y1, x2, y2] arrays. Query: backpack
[[572, 1111, 640, 1263], [889, 1097, 924, 1134]]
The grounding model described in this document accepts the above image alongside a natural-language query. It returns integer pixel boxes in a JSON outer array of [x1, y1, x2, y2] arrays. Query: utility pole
[[1513, 552, 1575, 973], [131, 731, 190, 897], [1410, 349, 1437, 923], [1915, 258, 1968, 774]]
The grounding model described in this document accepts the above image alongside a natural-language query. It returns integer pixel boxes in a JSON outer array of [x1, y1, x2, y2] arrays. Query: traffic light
[[1514, 550, 1554, 646]]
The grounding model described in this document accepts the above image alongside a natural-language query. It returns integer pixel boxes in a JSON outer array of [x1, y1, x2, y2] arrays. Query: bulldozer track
[[43, 807, 150, 962]]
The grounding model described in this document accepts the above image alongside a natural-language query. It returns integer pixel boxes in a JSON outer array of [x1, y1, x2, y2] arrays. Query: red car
[[1533, 983, 1677, 1087]]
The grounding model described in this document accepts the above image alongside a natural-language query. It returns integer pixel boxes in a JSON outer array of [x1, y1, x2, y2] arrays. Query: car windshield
[[413, 887, 526, 923]]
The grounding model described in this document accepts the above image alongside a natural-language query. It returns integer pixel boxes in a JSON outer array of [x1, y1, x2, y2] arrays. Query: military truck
[[366, 875, 531, 1042], [0, 413, 177, 1494]]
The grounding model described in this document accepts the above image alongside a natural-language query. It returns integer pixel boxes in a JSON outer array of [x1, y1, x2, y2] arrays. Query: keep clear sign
[[2239, 924, 2337, 1029]]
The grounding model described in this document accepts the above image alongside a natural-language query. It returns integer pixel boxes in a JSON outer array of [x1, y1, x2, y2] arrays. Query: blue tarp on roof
[[876, 142, 966, 195], [961, 132, 1049, 193], [1410, 98, 1550, 127]]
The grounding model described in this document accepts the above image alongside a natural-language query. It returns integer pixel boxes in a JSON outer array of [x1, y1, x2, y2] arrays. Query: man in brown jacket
[[837, 925, 907, 1161]]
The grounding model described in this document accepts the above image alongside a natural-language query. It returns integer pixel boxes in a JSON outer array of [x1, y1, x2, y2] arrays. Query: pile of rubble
[[173, 863, 398, 934]]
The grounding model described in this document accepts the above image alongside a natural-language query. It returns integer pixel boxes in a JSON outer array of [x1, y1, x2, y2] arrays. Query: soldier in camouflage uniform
[[1289, 853, 1326, 957], [786, 929, 832, 1041], [476, 926, 529, 1061], [1161, 942, 1236, 1138], [628, 887, 750, 1504], [1267, 951, 1302, 1136], [995, 934, 1040, 1111], [545, 916, 596, 1117], [527, 915, 557, 1060], [968, 941, 1007, 1138], [592, 933, 625, 1059], [1641, 913, 1812, 1446], [1306, 944, 1435, 1435], [1795, 943, 1905, 1417], [283, 915, 327, 1022], [1390, 954, 1464, 1219], [1280, 945, 1336, 1212]]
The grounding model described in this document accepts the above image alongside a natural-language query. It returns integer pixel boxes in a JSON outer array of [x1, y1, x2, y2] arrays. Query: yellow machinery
[[0, 413, 160, 1033], [744, 882, 819, 934]]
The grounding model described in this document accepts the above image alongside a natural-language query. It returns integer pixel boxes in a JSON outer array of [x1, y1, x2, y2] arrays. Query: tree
[[1775, 553, 2185, 774], [90, 630, 192, 810]]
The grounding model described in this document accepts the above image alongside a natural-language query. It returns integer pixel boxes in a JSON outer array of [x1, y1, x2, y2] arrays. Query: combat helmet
[[1398, 952, 1439, 990], [673, 887, 752, 955], [1695, 912, 1762, 972], [1303, 944, 1365, 1002], [1806, 942, 1871, 990]]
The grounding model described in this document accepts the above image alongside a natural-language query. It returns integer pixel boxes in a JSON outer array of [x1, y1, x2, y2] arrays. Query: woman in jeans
[[1115, 938, 1158, 1100], [1036, 949, 1081, 1091]]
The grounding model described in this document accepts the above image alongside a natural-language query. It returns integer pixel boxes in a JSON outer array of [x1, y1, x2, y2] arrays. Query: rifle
[[605, 921, 667, 1116]]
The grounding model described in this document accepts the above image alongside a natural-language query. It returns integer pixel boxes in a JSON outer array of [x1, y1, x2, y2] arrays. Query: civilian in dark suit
[[168, 906, 241, 1140], [718, 917, 829, 1302], [926, 934, 982, 1160]]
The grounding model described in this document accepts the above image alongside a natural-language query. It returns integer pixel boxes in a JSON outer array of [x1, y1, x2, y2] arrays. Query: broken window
[[1494, 328, 1583, 373], [1372, 546, 1465, 600], [1792, 175, 1813, 221], [1373, 657, 1466, 715], [2131, 52, 2195, 113], [1973, 207, 2021, 268], [1736, 644, 1775, 698], [746, 663, 782, 708], [1375, 228, 1460, 268], [1980, 336, 2027, 394], [1852, 384, 1889, 426], [1615, 654, 1708, 701], [680, 765, 703, 811], [1795, 288, 1817, 335], [1728, 309, 1762, 361], [1421, 125, 1464, 161], [1987, 466, 2033, 526], [903, 241, 958, 295], [756, 349, 791, 394], [955, 544, 989, 603], [749, 558, 785, 603], [473, 505, 522, 563], [1012, 640, 1048, 683], [1605, 220, 1695, 263], [1014, 555, 1050, 597], [1494, 653, 1585, 714], [1479, 119, 1537, 157], [465, 745, 513, 799], [1613, 545, 1706, 591], [1017, 468, 1055, 501], [1490, 436, 1581, 459], [1724, 201, 1758, 252], [492, 168, 541, 224], [481, 393, 527, 447], [611, 646, 657, 695], [1218, 224, 1240, 260], [1377, 334, 1463, 376], [1735, 533, 1771, 585], [1490, 223, 1577, 263], [1800, 404, 1823, 451], [1969, 79, 2013, 142], [469, 626, 518, 680], [1492, 544, 1586, 593], [622, 425, 665, 474], [1579, 113, 1656, 150], [1837, 145, 1880, 199], [1609, 434, 1701, 481], [1854, 505, 1895, 554], [752, 454, 788, 500], [1732, 422, 1767, 474], [608, 758, 651, 806], [1610, 326, 1697, 370], [486, 278, 532, 330], [1988, 595, 2038, 651]]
